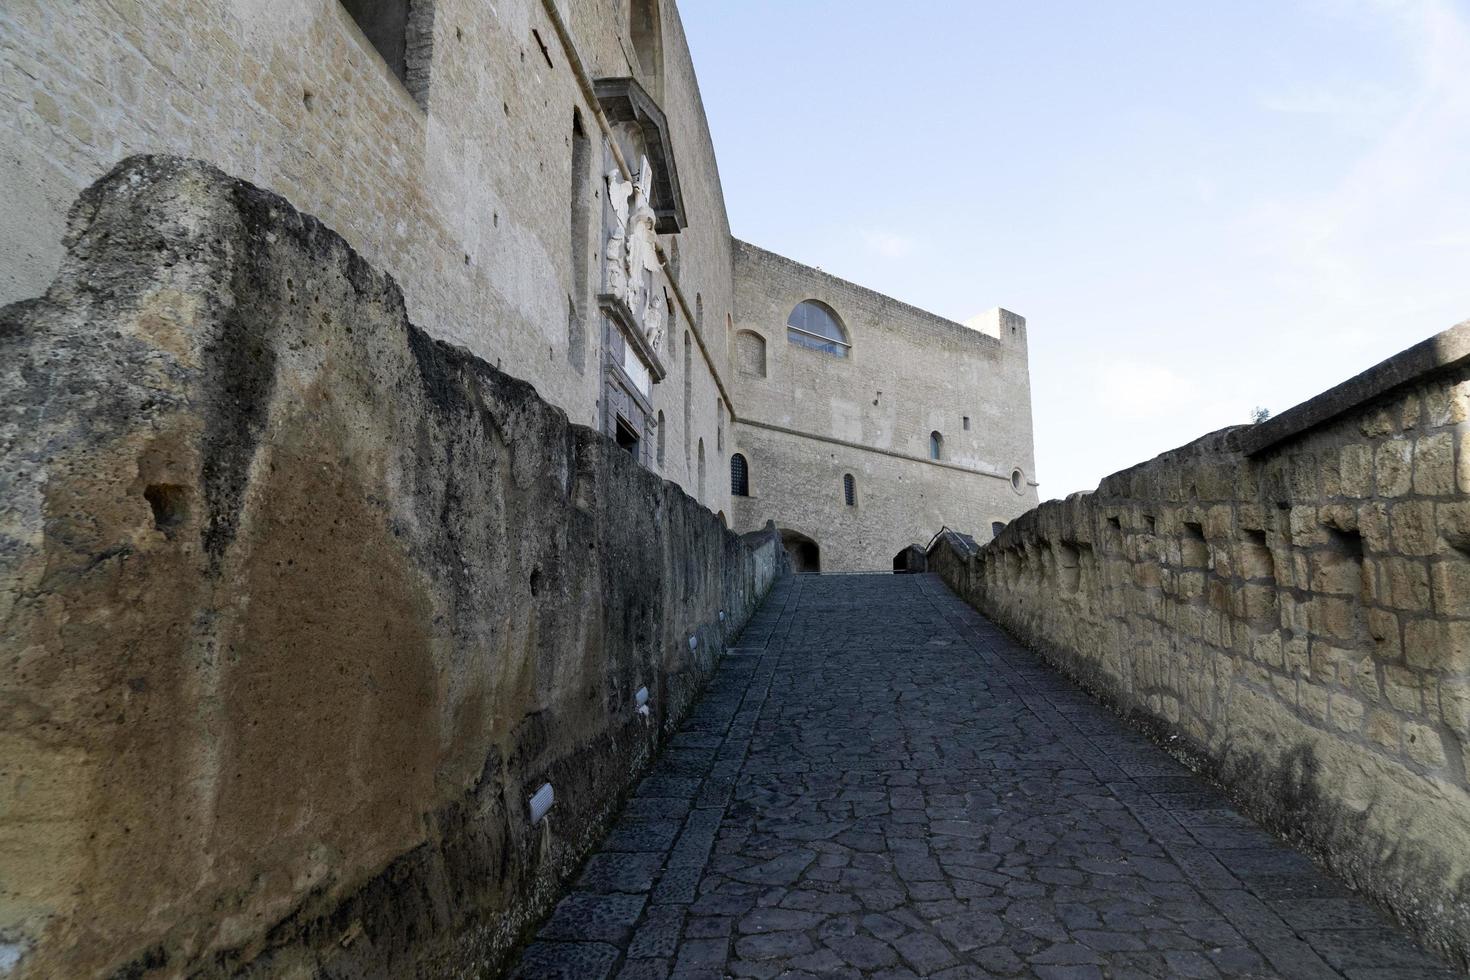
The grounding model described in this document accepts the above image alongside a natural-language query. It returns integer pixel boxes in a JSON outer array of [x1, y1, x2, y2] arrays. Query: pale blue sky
[[681, 0, 1470, 498]]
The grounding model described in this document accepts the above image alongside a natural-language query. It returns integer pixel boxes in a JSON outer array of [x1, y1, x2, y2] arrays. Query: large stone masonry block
[[931, 328, 1470, 967], [0, 157, 781, 979]]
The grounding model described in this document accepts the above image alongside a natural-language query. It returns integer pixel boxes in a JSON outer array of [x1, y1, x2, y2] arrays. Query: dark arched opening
[[730, 453, 749, 496], [892, 545, 927, 574], [780, 529, 821, 574]]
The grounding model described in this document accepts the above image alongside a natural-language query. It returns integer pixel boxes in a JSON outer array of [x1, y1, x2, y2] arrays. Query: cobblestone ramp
[[510, 574, 1456, 979]]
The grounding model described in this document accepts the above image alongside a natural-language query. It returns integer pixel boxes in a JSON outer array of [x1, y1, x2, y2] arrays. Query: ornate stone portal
[[599, 154, 669, 466], [592, 76, 685, 470]]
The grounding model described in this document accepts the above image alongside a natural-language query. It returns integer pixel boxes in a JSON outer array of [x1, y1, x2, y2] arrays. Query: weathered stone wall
[[1, 0, 737, 514], [0, 157, 783, 979], [931, 322, 1470, 967], [730, 241, 1038, 572]]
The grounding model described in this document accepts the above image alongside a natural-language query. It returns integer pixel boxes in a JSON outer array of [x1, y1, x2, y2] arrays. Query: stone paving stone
[[508, 575, 1457, 978]]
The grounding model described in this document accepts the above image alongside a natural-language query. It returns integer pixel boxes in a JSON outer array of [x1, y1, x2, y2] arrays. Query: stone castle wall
[[0, 0, 737, 515], [931, 323, 1470, 966], [0, 157, 783, 979], [730, 241, 1038, 571]]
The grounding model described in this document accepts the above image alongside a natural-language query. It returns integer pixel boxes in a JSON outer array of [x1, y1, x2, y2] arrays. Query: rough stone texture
[[0, 0, 737, 514], [1, 0, 1039, 575], [0, 156, 783, 979], [931, 326, 1470, 969], [509, 574, 1455, 978], [730, 241, 1039, 573]]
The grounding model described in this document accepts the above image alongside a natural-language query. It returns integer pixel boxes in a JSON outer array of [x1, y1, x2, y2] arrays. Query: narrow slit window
[[843, 473, 856, 507]]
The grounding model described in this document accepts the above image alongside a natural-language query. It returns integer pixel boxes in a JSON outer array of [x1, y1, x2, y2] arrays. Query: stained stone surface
[[510, 574, 1456, 979]]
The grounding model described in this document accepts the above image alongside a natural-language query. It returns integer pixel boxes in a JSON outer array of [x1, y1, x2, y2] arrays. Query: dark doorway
[[892, 545, 927, 573], [780, 529, 821, 574], [615, 417, 640, 455]]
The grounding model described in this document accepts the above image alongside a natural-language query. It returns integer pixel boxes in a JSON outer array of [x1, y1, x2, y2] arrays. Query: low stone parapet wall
[[933, 323, 1470, 968], [0, 156, 783, 978]]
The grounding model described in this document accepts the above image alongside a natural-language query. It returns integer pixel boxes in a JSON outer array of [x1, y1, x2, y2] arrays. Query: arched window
[[786, 300, 849, 357], [682, 332, 692, 460], [991, 521, 1007, 537], [567, 109, 590, 373], [731, 453, 750, 496], [843, 473, 856, 507], [736, 330, 767, 377], [716, 399, 725, 452], [929, 431, 943, 460], [697, 438, 706, 500]]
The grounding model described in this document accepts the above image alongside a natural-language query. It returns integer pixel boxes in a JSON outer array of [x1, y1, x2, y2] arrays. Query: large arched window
[[731, 453, 750, 496], [787, 300, 849, 357], [929, 431, 943, 460]]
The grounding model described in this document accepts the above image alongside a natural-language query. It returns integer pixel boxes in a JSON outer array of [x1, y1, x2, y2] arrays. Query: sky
[[679, 0, 1470, 499]]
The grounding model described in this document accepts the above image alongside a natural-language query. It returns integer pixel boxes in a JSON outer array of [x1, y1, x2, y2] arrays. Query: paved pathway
[[510, 574, 1457, 979]]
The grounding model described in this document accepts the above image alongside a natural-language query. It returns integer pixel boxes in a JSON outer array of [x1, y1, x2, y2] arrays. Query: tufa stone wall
[[0, 156, 783, 979], [931, 321, 1470, 967]]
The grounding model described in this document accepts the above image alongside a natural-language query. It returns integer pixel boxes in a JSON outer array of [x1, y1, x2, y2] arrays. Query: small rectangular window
[[339, 0, 434, 110], [962, 416, 970, 430]]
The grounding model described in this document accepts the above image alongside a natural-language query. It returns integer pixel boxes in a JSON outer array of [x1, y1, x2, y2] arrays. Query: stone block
[[1389, 500, 1437, 557], [1439, 501, 1470, 553], [1412, 433, 1455, 495], [1401, 395, 1422, 431], [1270, 670, 1297, 702], [1383, 666, 1422, 714], [1375, 440, 1413, 497], [1353, 658, 1382, 703], [1366, 709, 1400, 752], [1312, 551, 1364, 597], [1360, 408, 1395, 439], [1404, 619, 1470, 673], [1250, 630, 1284, 668], [1299, 684, 1329, 724], [1329, 693, 1365, 734], [1339, 444, 1373, 498], [1427, 380, 1470, 425], [1310, 596, 1360, 641], [1403, 721, 1448, 769], [1284, 636, 1311, 676], [1358, 502, 1390, 553], [1458, 431, 1470, 495], [1289, 506, 1326, 547], [1318, 447, 1343, 497], [1381, 558, 1431, 612], [1430, 558, 1470, 617], [1439, 679, 1470, 739], [1319, 502, 1358, 533], [1366, 608, 1401, 662], [1290, 453, 1319, 498], [1310, 642, 1354, 685]]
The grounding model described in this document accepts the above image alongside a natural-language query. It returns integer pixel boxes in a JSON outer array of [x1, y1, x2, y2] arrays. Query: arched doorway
[[780, 529, 821, 574], [892, 544, 927, 573]]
